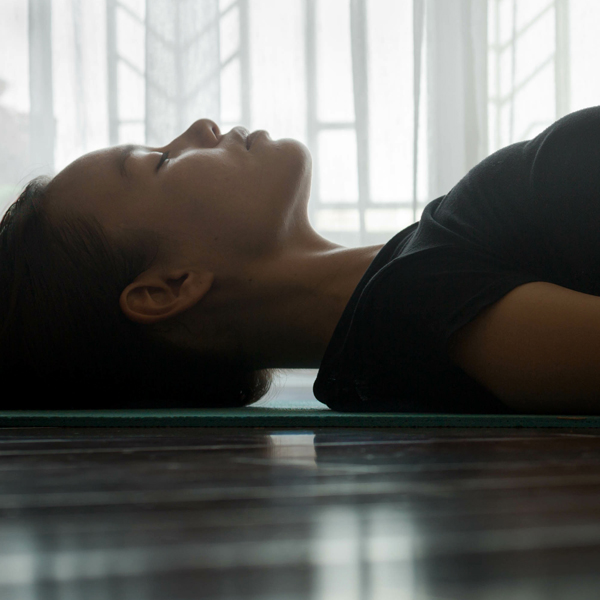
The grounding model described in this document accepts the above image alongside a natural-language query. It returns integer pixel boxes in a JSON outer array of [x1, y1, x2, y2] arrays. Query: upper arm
[[447, 281, 600, 414]]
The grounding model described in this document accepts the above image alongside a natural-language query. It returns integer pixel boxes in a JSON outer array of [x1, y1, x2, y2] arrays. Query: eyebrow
[[117, 144, 144, 179]]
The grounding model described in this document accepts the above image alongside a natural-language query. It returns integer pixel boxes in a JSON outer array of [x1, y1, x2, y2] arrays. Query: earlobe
[[119, 270, 214, 325]]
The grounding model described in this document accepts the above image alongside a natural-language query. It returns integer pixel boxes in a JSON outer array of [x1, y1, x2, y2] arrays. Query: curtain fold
[[28, 0, 55, 177], [412, 0, 425, 221], [350, 0, 371, 242], [425, 0, 488, 200], [145, 0, 221, 146]]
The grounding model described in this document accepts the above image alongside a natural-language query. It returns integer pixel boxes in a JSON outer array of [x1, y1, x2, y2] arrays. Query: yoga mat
[[1, 394, 598, 427], [0, 408, 599, 427]]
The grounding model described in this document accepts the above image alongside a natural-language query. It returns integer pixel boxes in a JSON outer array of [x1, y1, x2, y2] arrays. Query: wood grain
[[1, 426, 600, 599]]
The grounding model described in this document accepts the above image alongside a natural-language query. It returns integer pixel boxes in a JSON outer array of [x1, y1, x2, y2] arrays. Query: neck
[[215, 238, 385, 370]]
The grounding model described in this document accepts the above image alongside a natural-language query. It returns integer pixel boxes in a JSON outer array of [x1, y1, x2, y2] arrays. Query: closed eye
[[155, 151, 170, 172]]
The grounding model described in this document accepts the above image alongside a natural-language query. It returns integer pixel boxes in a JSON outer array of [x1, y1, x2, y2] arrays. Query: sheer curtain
[[1, 0, 599, 403]]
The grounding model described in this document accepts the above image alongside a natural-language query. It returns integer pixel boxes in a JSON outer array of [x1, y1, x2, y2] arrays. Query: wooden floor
[[2, 426, 600, 599]]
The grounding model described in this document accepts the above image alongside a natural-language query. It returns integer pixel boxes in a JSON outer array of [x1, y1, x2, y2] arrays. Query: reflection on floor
[[1, 425, 600, 599]]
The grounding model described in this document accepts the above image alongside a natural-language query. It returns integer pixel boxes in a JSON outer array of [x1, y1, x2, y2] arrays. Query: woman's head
[[47, 118, 314, 326], [0, 118, 316, 408]]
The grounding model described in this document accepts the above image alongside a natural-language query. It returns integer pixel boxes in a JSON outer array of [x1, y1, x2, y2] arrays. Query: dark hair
[[0, 176, 282, 410]]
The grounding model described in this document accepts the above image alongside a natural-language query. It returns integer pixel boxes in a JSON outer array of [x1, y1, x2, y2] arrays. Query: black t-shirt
[[313, 105, 600, 413]]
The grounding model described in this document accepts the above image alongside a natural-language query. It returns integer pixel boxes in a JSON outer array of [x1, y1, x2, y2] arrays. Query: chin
[[279, 138, 312, 175], [266, 138, 312, 204]]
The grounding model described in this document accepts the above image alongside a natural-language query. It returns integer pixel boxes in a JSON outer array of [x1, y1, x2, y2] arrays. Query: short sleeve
[[523, 106, 600, 292], [527, 105, 600, 210], [340, 244, 541, 413]]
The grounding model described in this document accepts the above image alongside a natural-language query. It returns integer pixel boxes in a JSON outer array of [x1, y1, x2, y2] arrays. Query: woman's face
[[47, 119, 313, 269]]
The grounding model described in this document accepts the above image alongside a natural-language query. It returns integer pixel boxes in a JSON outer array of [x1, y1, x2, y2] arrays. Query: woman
[[2, 107, 600, 413]]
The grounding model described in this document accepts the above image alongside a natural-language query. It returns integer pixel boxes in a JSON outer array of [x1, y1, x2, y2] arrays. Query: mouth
[[246, 130, 267, 150]]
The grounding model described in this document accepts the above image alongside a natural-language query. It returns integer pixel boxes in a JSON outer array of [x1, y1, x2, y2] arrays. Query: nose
[[184, 118, 221, 145], [187, 119, 252, 149]]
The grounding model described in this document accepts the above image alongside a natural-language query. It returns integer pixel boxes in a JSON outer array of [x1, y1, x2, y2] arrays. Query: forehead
[[46, 147, 128, 215], [42, 147, 135, 230], [52, 147, 122, 191]]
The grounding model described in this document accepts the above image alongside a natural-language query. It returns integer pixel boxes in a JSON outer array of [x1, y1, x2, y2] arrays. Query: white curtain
[[1, 0, 599, 400]]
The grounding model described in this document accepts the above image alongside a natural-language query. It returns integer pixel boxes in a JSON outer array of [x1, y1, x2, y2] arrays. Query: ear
[[119, 268, 215, 325]]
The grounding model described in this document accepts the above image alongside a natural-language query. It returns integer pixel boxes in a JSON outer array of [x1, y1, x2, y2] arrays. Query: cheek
[[209, 202, 279, 258]]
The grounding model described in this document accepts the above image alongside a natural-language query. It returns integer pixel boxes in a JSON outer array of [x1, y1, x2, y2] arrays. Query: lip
[[246, 130, 268, 150], [231, 126, 250, 149]]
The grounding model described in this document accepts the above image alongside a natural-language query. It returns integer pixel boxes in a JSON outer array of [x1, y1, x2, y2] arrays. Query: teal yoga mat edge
[[0, 409, 599, 427]]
